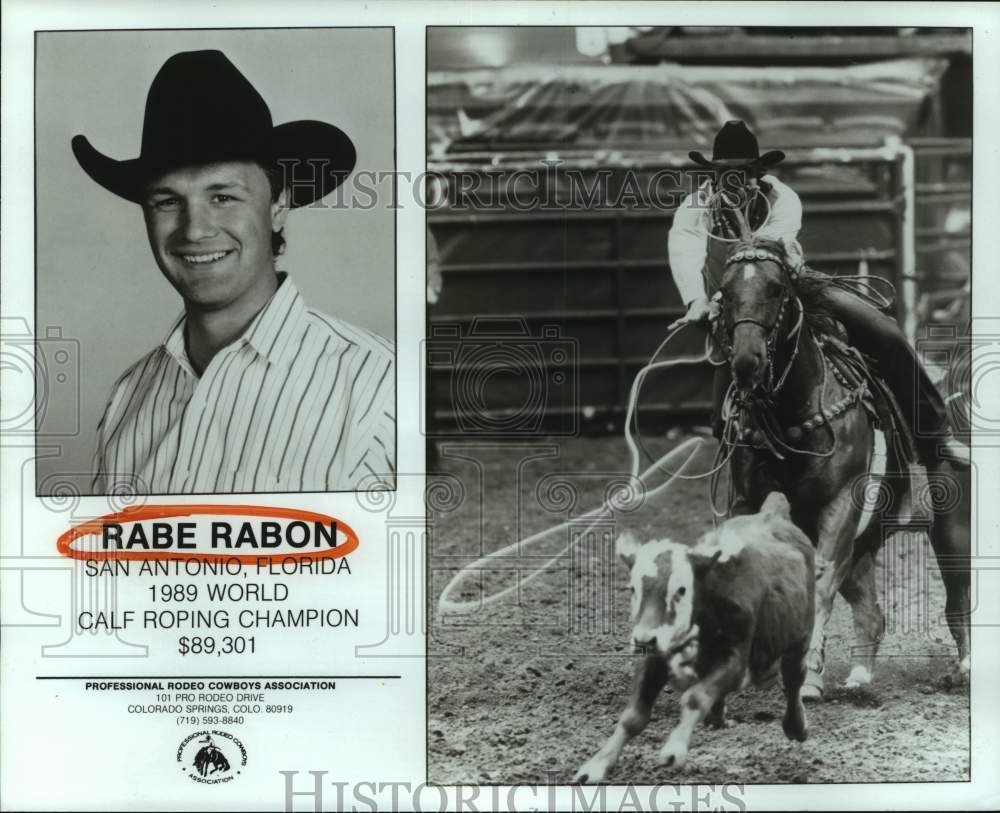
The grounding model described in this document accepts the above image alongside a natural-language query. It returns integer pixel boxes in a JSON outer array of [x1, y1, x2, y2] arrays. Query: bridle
[[713, 243, 805, 397], [707, 239, 850, 489]]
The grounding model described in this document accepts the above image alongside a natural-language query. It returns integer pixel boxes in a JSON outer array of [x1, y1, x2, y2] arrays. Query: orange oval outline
[[56, 504, 359, 565]]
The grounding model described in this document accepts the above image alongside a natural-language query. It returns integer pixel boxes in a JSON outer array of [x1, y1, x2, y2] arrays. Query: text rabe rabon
[[101, 520, 341, 550]]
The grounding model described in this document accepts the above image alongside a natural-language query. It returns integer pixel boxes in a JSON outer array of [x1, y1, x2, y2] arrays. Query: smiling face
[[142, 161, 287, 314]]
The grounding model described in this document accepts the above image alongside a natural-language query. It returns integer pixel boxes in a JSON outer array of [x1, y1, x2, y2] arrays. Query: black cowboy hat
[[71, 49, 356, 208], [689, 120, 785, 171]]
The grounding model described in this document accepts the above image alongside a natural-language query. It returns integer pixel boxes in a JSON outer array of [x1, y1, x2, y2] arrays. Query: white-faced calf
[[575, 491, 815, 783]]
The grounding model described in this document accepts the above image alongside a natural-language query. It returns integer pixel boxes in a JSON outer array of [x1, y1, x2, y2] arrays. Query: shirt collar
[[161, 272, 310, 372]]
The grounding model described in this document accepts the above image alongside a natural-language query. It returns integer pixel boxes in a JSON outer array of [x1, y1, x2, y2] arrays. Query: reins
[[705, 236, 840, 514], [704, 186, 772, 244]]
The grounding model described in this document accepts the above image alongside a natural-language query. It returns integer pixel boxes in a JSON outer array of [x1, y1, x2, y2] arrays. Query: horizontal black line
[[36, 675, 400, 680]]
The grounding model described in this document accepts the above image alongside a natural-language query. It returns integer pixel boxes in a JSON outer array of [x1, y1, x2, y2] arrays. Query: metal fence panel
[[427, 153, 907, 433]]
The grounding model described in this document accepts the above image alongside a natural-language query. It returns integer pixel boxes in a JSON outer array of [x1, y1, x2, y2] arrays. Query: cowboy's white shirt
[[667, 174, 803, 306], [92, 272, 395, 495]]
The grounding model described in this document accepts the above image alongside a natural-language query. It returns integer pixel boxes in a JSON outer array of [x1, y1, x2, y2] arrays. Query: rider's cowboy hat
[[71, 49, 356, 208], [689, 120, 785, 171]]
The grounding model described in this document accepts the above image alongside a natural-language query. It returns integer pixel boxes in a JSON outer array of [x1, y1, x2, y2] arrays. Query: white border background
[[3, 2, 1000, 811]]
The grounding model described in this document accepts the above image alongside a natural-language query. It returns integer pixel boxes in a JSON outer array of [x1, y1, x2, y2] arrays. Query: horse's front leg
[[802, 487, 861, 701], [574, 655, 669, 784]]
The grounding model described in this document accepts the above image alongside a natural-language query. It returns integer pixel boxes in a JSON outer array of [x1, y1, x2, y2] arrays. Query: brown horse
[[712, 236, 970, 698]]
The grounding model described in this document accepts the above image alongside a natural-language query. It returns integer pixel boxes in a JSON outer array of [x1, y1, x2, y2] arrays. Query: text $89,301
[[178, 635, 255, 656]]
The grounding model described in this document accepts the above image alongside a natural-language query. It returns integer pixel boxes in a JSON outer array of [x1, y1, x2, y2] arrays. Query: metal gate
[[911, 137, 971, 330], [427, 145, 912, 434]]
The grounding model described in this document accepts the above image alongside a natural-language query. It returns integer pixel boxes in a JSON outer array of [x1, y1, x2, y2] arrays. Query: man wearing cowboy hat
[[667, 120, 967, 466], [75, 50, 394, 494]]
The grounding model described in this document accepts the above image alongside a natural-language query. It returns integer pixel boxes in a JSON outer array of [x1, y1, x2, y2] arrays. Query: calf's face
[[616, 533, 695, 658]]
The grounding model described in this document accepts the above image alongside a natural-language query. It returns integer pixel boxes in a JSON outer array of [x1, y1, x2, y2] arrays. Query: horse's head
[[715, 236, 798, 394]]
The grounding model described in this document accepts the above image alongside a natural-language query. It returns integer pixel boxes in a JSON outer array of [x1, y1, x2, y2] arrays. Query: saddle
[[813, 330, 920, 470]]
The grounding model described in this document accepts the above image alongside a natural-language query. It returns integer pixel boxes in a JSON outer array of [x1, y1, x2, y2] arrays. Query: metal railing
[[910, 138, 971, 331], [427, 145, 916, 432]]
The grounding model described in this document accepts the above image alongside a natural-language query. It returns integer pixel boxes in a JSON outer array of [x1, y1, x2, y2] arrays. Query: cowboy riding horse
[[668, 121, 971, 698]]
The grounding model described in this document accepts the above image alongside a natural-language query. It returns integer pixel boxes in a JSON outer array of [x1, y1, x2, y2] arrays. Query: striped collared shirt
[[93, 274, 394, 494]]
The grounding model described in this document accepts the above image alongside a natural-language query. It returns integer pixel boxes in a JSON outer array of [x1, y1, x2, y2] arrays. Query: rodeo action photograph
[[426, 22, 978, 789]]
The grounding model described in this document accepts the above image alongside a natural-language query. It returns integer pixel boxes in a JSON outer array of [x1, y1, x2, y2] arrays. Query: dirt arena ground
[[427, 435, 970, 785]]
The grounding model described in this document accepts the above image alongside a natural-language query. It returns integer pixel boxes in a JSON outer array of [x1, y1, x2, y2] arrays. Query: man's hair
[[260, 164, 287, 257]]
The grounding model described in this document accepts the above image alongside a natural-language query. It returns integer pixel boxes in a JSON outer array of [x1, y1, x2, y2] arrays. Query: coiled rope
[[436, 326, 710, 616]]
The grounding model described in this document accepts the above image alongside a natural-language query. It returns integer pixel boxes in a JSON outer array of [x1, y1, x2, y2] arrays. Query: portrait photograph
[[34, 26, 396, 496]]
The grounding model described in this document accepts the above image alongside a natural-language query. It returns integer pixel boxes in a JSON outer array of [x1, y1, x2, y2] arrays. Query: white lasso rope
[[705, 187, 772, 243], [436, 326, 710, 616]]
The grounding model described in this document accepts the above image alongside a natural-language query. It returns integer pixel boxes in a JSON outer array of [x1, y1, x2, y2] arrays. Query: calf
[[574, 491, 815, 783]]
